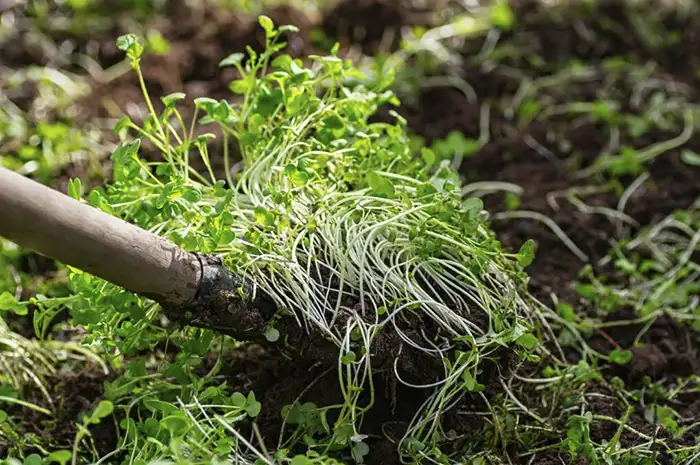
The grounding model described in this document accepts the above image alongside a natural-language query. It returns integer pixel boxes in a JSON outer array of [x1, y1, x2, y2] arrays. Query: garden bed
[[1, 1, 699, 464]]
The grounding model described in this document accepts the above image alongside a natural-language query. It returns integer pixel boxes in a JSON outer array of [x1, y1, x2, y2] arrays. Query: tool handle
[[0, 167, 200, 306]]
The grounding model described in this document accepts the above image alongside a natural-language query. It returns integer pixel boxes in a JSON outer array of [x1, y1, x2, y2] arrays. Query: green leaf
[[289, 170, 310, 186], [231, 392, 246, 408], [161, 413, 189, 434], [0, 410, 7, 423], [573, 283, 598, 300], [110, 139, 141, 164], [517, 239, 536, 267], [88, 400, 114, 423], [615, 258, 636, 275], [219, 53, 245, 68], [341, 351, 356, 365], [557, 303, 576, 323], [462, 370, 484, 392], [265, 327, 280, 342], [0, 292, 28, 315], [518, 100, 540, 121], [161, 92, 186, 107], [112, 116, 132, 134], [143, 398, 179, 415], [253, 206, 275, 227], [279, 25, 300, 33], [628, 117, 648, 138], [24, 455, 42, 465], [291, 456, 313, 465], [213, 100, 230, 121], [609, 349, 633, 365], [248, 113, 265, 133], [258, 15, 275, 36], [322, 113, 345, 131], [194, 97, 218, 112], [366, 171, 395, 198], [245, 392, 261, 417], [681, 149, 700, 166], [116, 34, 143, 61], [505, 192, 521, 210], [408, 439, 425, 453], [195, 133, 216, 145], [47, 450, 72, 465], [432, 132, 479, 160], [181, 186, 202, 203], [116, 34, 136, 51], [516, 333, 539, 350], [608, 146, 642, 176], [145, 30, 170, 55], [213, 180, 228, 197], [229, 79, 249, 94], [353, 441, 370, 463], [591, 101, 617, 122], [644, 405, 678, 432], [491, 0, 515, 30], [67, 178, 82, 200], [463, 197, 483, 214], [420, 147, 436, 165]]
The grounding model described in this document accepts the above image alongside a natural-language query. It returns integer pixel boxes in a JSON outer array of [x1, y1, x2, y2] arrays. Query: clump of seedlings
[[12, 18, 546, 464], [437, 203, 700, 464]]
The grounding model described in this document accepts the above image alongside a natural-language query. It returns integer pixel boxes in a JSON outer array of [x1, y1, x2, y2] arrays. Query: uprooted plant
[[1, 17, 552, 465]]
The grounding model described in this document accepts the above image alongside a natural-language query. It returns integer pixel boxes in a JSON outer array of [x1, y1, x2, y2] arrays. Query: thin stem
[[491, 210, 589, 261], [606, 406, 634, 455]]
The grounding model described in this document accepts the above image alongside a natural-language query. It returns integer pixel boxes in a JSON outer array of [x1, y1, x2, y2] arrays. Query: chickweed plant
[[574, 203, 700, 341], [3, 17, 550, 464], [442, 203, 700, 464], [549, 204, 700, 464]]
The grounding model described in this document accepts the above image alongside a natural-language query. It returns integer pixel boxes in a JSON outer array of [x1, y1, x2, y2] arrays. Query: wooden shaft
[[0, 167, 201, 306]]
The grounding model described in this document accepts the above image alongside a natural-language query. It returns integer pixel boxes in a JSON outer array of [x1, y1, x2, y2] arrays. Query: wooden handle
[[0, 167, 201, 306]]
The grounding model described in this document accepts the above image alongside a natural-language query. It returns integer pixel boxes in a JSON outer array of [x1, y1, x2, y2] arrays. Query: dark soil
[[321, 0, 435, 55], [1, 0, 435, 122], [211, 343, 431, 465], [2, 369, 116, 458]]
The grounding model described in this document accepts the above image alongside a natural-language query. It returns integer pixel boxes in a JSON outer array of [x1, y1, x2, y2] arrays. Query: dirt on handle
[[163, 253, 278, 341]]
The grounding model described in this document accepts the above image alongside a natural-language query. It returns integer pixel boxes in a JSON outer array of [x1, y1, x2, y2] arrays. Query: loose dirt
[[1, 370, 115, 458]]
